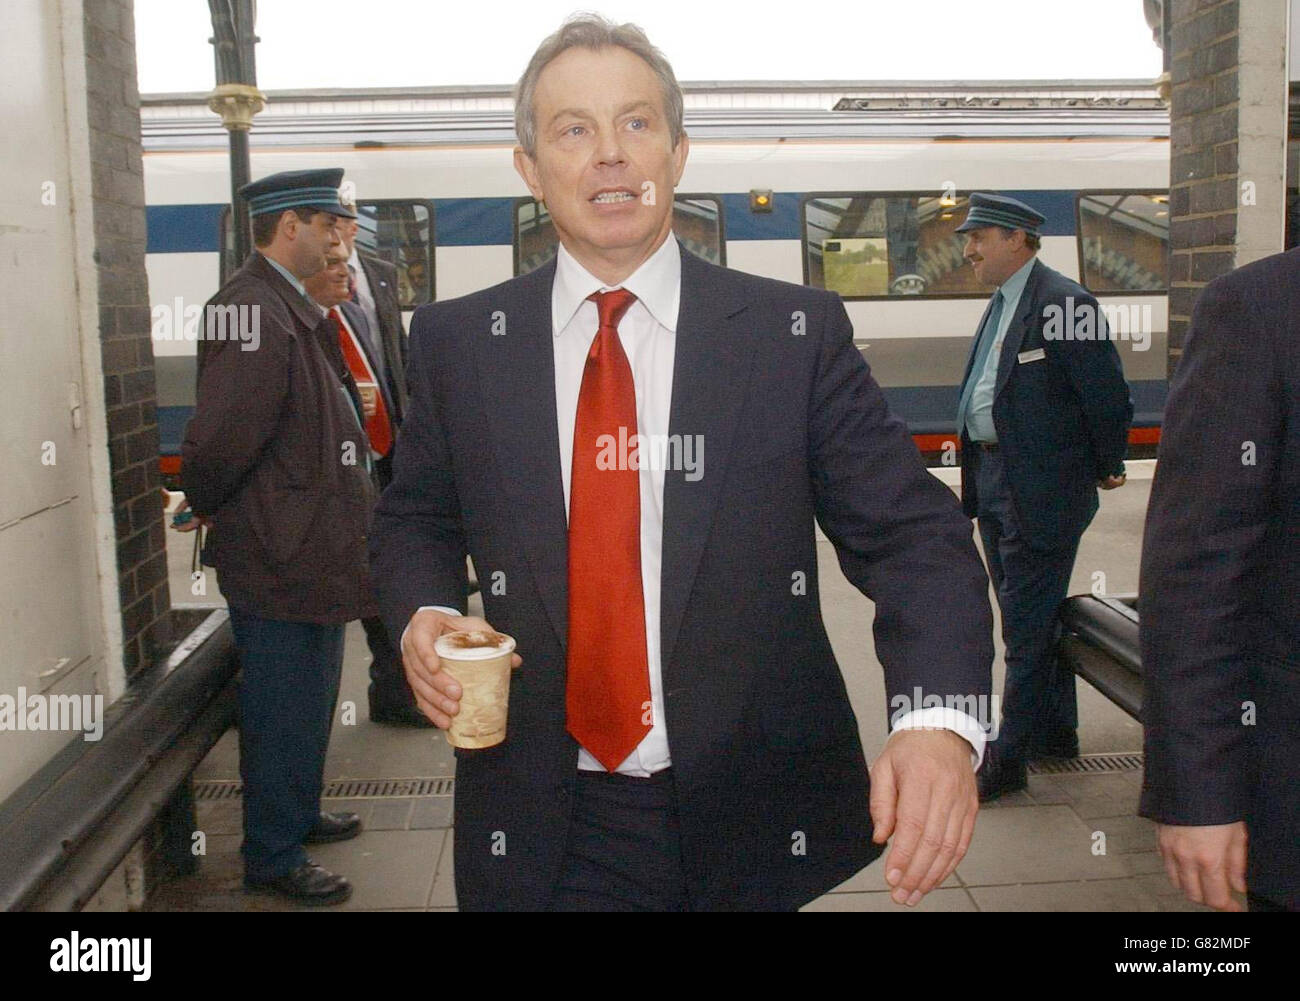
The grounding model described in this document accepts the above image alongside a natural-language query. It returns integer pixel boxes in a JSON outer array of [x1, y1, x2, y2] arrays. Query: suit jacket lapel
[[994, 259, 1040, 399], [659, 247, 754, 675], [474, 259, 571, 651], [359, 253, 409, 418]]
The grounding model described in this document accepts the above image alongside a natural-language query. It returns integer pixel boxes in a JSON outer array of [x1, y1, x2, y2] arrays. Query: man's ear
[[671, 131, 690, 187], [278, 209, 297, 243], [514, 146, 545, 201]]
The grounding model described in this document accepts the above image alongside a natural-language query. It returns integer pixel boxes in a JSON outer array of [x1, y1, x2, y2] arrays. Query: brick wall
[[1166, 0, 1240, 374], [83, 0, 171, 678]]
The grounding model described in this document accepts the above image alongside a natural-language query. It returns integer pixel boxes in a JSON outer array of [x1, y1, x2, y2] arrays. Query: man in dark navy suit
[[370, 14, 995, 911], [1140, 250, 1300, 912], [334, 198, 426, 726], [953, 193, 1132, 801]]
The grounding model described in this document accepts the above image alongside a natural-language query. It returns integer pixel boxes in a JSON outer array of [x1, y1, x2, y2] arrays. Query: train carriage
[[141, 80, 1170, 476]]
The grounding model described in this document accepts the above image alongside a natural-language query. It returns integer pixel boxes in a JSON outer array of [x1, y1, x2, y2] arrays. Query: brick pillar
[[83, 0, 171, 678], [1166, 0, 1240, 376], [1166, 0, 1288, 376]]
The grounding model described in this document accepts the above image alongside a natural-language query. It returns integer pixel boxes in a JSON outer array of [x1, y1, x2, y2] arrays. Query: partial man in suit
[[370, 14, 995, 911], [1139, 250, 1300, 912], [953, 193, 1132, 801], [179, 170, 373, 906], [333, 197, 426, 726]]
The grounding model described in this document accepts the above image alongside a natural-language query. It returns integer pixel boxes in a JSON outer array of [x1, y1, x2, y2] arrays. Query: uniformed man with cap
[[953, 192, 1132, 801], [179, 168, 378, 904]]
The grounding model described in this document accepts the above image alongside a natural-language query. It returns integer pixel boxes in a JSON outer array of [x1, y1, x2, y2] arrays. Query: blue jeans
[[973, 446, 1082, 762], [227, 607, 346, 878]]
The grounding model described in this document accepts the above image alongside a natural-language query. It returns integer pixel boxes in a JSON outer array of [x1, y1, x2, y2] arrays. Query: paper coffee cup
[[433, 629, 516, 749]]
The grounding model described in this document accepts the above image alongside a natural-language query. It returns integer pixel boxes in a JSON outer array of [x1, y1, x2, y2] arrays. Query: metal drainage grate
[[194, 777, 455, 801], [1028, 753, 1143, 776]]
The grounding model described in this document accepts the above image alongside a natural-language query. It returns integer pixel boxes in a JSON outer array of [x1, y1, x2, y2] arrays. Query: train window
[[1076, 192, 1169, 293], [354, 200, 436, 308], [514, 194, 725, 275], [802, 193, 986, 299], [218, 200, 436, 307]]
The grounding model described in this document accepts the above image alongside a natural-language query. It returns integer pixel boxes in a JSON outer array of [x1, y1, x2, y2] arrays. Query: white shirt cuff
[[399, 605, 463, 650], [888, 707, 987, 771]]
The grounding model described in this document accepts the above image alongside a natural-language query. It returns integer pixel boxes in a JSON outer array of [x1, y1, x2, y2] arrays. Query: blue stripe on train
[[431, 197, 515, 246], [145, 203, 227, 254], [146, 189, 1085, 253], [157, 379, 1166, 456]]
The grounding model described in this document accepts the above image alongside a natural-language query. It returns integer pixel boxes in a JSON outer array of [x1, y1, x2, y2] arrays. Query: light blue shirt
[[262, 252, 307, 299], [965, 256, 1036, 443]]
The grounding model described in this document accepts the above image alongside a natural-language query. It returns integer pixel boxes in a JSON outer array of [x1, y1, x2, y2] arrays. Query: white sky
[[133, 0, 1163, 94]]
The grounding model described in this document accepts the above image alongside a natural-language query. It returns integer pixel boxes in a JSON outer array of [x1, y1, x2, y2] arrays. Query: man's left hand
[[869, 729, 979, 906], [1099, 473, 1127, 490]]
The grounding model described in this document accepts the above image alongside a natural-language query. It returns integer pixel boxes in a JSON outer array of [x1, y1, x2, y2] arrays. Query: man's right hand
[[401, 609, 523, 728], [1156, 821, 1248, 911]]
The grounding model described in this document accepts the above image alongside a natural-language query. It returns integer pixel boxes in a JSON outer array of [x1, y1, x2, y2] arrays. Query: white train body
[[141, 81, 1170, 462]]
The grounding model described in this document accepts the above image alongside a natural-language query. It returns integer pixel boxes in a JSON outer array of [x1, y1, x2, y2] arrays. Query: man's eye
[[628, 118, 646, 130], [565, 125, 586, 137]]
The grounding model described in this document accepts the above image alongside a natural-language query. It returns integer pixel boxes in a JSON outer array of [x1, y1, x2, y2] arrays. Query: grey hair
[[514, 12, 686, 157]]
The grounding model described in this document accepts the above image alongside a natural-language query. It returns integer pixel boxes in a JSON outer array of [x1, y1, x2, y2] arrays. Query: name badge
[[1018, 348, 1046, 364]]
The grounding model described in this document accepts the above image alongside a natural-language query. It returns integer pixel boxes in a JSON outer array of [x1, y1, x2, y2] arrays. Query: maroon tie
[[566, 288, 651, 770]]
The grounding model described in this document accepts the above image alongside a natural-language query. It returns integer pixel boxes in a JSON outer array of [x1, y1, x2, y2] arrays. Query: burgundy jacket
[[182, 251, 378, 624]]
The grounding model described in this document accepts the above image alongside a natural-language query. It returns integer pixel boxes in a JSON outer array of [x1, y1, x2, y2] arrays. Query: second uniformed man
[[953, 192, 1132, 801]]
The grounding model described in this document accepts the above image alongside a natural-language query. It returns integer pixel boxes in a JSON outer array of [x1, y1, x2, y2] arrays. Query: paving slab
[[427, 831, 456, 909], [310, 829, 442, 911], [969, 877, 1161, 912], [802, 887, 977, 912], [958, 805, 1128, 885]]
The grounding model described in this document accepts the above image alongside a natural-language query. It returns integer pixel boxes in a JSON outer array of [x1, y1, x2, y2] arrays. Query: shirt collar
[[552, 235, 681, 336], [997, 255, 1037, 302], [260, 251, 307, 298]]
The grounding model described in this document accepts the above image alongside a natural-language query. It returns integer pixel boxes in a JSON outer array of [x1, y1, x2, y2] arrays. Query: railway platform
[[132, 461, 1204, 913]]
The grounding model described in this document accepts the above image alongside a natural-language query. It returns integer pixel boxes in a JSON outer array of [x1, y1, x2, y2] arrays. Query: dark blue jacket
[[1139, 248, 1300, 909], [370, 243, 994, 910], [958, 258, 1133, 548]]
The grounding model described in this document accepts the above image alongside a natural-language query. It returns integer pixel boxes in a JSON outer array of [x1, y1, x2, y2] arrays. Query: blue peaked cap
[[239, 168, 356, 218], [955, 192, 1045, 236]]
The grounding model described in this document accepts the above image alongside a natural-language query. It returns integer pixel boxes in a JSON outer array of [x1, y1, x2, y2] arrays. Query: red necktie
[[566, 288, 651, 771], [329, 308, 393, 456]]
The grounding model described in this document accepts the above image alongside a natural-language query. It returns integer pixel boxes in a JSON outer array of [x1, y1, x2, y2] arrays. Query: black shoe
[[305, 811, 362, 844], [1028, 730, 1080, 760], [244, 861, 353, 905], [369, 698, 436, 728], [977, 751, 1028, 802]]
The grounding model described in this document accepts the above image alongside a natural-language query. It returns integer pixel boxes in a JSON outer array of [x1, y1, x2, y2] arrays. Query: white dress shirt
[[418, 235, 987, 772], [964, 255, 1036, 443]]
